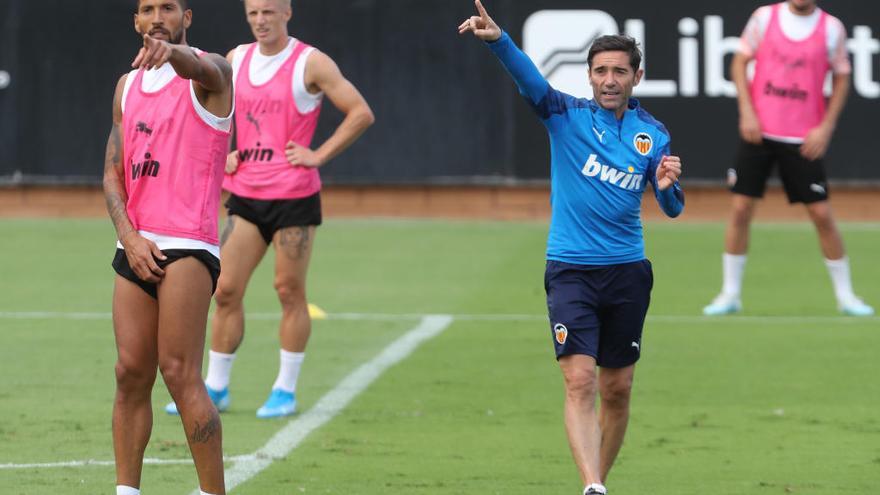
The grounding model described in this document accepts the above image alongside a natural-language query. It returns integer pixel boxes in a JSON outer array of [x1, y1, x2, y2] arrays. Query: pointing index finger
[[475, 0, 489, 20]]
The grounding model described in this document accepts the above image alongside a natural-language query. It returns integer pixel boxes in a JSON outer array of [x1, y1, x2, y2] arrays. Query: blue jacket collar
[[588, 97, 641, 124]]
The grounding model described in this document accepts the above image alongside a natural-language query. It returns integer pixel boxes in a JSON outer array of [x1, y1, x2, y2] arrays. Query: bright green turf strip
[[1, 219, 879, 494]]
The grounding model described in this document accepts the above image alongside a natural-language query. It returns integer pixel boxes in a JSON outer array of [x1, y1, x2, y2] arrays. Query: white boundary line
[[0, 315, 455, 494], [203, 314, 454, 494], [0, 456, 255, 470], [0, 310, 876, 324]]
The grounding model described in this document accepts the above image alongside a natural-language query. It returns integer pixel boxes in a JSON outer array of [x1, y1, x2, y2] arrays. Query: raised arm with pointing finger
[[460, 2, 684, 494]]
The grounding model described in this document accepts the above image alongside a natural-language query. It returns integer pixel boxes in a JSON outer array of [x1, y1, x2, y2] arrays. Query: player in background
[[165, 0, 374, 419], [104, 0, 233, 494], [703, 0, 874, 316], [460, 1, 684, 494]]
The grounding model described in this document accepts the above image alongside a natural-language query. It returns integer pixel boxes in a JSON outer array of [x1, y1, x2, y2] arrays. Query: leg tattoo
[[279, 226, 310, 261], [190, 412, 221, 444], [220, 216, 236, 247]]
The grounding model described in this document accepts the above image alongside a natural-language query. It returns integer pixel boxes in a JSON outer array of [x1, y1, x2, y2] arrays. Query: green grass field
[[1, 218, 879, 494]]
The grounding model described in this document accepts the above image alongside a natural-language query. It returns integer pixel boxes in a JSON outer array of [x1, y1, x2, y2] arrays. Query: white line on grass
[[0, 311, 876, 325], [0, 455, 256, 470], [197, 314, 454, 494], [0, 314, 455, 495]]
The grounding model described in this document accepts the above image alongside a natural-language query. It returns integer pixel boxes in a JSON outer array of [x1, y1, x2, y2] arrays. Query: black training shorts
[[225, 192, 322, 244], [730, 138, 830, 204], [112, 249, 221, 299]]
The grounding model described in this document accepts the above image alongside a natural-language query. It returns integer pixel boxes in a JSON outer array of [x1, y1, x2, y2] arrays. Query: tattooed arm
[[103, 74, 166, 283]]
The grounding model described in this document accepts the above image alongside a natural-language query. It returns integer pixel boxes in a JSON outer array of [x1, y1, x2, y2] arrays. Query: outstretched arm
[[132, 34, 231, 92], [131, 35, 233, 118], [285, 51, 375, 168], [458, 0, 549, 106], [102, 75, 167, 282]]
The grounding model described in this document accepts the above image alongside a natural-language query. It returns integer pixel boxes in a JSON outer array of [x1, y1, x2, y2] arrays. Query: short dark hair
[[587, 35, 642, 73], [136, 0, 188, 10]]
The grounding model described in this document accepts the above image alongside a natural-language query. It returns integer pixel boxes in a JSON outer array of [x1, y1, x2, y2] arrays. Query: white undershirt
[[231, 37, 323, 114], [117, 232, 220, 259]]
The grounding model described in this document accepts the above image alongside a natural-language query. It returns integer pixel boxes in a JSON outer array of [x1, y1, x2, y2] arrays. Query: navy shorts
[[731, 138, 829, 204], [112, 249, 221, 300], [544, 259, 653, 368], [226, 192, 322, 245]]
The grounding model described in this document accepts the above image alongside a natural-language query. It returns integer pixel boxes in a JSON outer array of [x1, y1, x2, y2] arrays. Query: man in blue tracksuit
[[460, 2, 685, 494]]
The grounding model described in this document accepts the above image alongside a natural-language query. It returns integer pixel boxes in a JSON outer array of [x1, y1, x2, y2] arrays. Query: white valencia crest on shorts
[[554, 323, 568, 345]]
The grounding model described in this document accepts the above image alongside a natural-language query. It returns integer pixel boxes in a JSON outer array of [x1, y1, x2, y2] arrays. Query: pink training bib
[[224, 41, 323, 200], [122, 69, 230, 245], [751, 3, 830, 140]]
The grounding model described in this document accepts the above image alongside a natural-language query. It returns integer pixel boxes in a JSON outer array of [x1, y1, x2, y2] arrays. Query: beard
[[789, 1, 817, 14]]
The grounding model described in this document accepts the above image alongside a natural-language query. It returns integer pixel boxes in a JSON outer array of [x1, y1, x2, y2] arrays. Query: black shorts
[[731, 138, 829, 204], [112, 249, 221, 299], [544, 259, 653, 368], [226, 192, 323, 244]]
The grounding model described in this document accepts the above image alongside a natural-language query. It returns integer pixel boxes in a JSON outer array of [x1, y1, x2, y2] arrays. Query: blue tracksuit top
[[487, 32, 684, 265]]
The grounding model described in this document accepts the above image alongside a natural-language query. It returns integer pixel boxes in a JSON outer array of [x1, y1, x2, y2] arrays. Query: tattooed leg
[[158, 257, 226, 494], [273, 226, 316, 353], [278, 226, 312, 260], [190, 410, 222, 445], [211, 215, 268, 354], [219, 215, 236, 247]]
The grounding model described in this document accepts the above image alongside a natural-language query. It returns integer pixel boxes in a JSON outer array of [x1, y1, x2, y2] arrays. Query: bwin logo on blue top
[[581, 154, 644, 191]]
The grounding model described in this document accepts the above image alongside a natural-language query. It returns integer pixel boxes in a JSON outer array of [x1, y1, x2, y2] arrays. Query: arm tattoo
[[220, 216, 235, 247], [190, 412, 221, 444], [103, 124, 134, 239], [279, 226, 311, 261], [105, 123, 122, 166]]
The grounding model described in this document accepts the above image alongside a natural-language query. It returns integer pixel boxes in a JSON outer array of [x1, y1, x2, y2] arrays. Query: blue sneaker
[[702, 293, 742, 316], [256, 389, 296, 419], [839, 297, 875, 317], [165, 384, 230, 415]]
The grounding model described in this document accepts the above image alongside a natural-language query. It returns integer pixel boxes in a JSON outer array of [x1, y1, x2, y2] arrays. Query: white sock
[[116, 486, 140, 495], [204, 350, 236, 391], [721, 253, 747, 298], [584, 483, 607, 495], [825, 257, 857, 304], [271, 350, 305, 393], [200, 490, 218, 495]]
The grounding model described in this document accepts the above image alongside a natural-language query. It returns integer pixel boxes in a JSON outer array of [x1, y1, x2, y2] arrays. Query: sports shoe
[[584, 483, 607, 495], [702, 293, 742, 316], [839, 297, 875, 317], [256, 389, 297, 419], [164, 384, 230, 415]]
